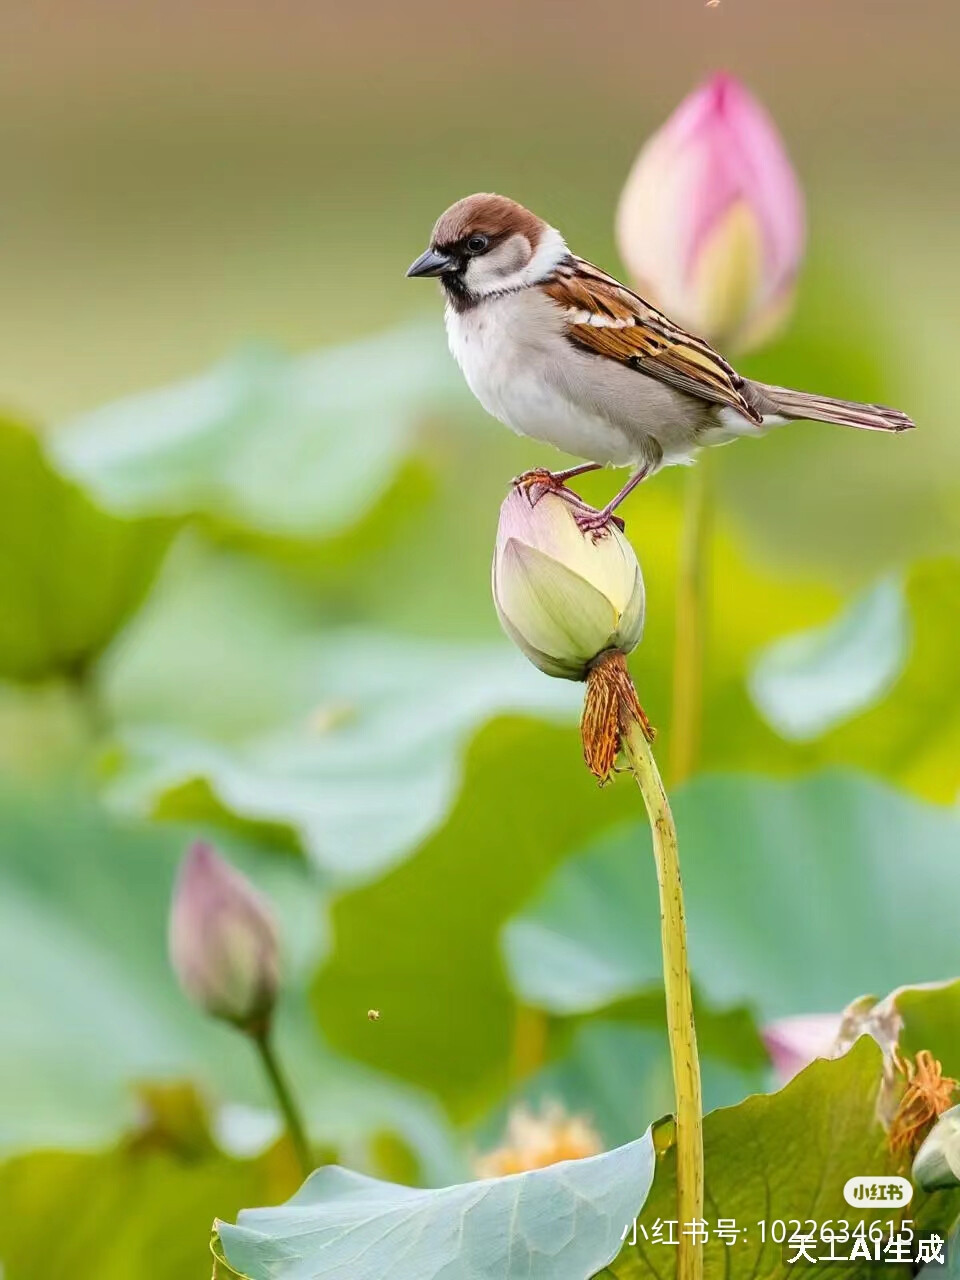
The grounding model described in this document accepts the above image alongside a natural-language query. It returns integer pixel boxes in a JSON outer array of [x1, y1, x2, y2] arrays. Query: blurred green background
[[1, 2, 959, 1276]]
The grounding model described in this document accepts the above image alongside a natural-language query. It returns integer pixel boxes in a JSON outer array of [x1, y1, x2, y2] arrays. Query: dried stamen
[[581, 649, 655, 783], [888, 1049, 958, 1157]]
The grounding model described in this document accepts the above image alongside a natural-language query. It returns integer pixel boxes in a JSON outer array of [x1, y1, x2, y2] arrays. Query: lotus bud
[[493, 485, 645, 682], [913, 1104, 960, 1190], [493, 483, 651, 781], [616, 73, 805, 353], [169, 842, 280, 1033]]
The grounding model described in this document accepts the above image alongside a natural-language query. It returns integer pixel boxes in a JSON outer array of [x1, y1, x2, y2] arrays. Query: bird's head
[[406, 194, 566, 305]]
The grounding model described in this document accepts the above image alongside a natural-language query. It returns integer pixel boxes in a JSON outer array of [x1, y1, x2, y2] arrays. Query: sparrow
[[407, 193, 914, 531]]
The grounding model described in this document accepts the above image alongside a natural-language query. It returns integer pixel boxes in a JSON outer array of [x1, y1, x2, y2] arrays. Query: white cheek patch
[[465, 226, 569, 297], [522, 226, 569, 284], [464, 235, 532, 296]]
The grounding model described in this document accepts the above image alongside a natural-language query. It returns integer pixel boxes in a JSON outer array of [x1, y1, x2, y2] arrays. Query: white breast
[[444, 290, 643, 467]]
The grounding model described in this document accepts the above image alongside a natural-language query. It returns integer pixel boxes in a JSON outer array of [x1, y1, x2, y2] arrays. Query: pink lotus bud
[[169, 843, 280, 1032], [616, 73, 805, 352]]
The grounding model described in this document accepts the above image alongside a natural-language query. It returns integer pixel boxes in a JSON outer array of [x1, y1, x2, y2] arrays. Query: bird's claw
[[512, 468, 574, 506], [512, 469, 625, 535], [574, 508, 625, 538]]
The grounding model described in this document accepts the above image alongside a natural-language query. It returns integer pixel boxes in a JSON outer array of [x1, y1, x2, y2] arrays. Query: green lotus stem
[[669, 463, 712, 784], [251, 1028, 313, 1178], [623, 716, 703, 1280]]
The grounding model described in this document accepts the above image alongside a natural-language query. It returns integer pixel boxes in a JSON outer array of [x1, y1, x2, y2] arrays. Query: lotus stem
[[623, 714, 703, 1280], [251, 1028, 313, 1178]]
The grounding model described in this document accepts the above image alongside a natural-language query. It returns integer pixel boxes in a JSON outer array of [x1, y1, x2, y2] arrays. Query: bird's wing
[[543, 256, 762, 424]]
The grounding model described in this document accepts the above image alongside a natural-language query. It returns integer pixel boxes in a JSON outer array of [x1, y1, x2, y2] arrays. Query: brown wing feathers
[[544, 258, 763, 424]]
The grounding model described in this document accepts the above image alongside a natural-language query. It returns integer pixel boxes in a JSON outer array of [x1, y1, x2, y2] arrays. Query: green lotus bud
[[492, 484, 645, 681], [913, 1104, 960, 1190], [169, 842, 280, 1033]]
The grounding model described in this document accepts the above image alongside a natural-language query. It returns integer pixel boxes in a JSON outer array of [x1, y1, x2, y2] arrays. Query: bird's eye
[[465, 234, 489, 255]]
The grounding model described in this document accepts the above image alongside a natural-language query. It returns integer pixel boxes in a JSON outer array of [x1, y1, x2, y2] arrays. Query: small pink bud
[[616, 73, 805, 352], [169, 843, 280, 1032]]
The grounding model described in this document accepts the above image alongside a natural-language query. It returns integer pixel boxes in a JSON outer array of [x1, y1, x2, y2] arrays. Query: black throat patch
[[441, 271, 480, 314]]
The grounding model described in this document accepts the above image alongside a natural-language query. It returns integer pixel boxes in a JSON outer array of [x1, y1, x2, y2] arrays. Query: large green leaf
[[604, 1038, 922, 1279], [604, 981, 960, 1278], [101, 540, 579, 881], [0, 417, 170, 682], [0, 780, 458, 1180], [503, 772, 960, 1021], [216, 1129, 655, 1280], [51, 325, 467, 541]]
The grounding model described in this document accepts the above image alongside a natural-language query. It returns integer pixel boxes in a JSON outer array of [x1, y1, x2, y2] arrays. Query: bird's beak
[[406, 247, 454, 278]]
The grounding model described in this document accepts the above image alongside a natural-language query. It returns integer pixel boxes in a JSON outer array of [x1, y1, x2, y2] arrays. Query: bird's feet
[[512, 468, 576, 506], [513, 462, 603, 501], [512, 466, 563, 488], [512, 466, 622, 535], [574, 506, 625, 537]]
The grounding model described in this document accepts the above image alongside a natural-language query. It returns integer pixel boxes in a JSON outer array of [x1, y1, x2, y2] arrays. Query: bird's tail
[[752, 382, 915, 433]]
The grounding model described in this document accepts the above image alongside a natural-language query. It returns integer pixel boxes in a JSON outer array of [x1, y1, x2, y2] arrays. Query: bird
[[407, 193, 914, 532]]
